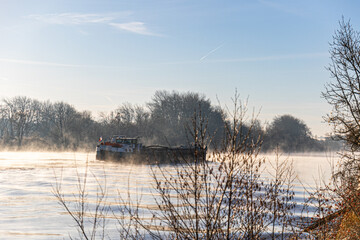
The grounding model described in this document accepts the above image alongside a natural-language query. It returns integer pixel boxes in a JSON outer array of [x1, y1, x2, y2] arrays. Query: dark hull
[[96, 147, 206, 164]]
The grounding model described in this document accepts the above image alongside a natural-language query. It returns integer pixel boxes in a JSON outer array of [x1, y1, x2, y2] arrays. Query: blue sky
[[1, 0, 360, 136]]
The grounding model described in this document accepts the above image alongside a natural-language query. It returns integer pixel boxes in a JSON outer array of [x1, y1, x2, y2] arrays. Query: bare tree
[[319, 18, 360, 237], [323, 18, 360, 151], [51, 102, 77, 148], [0, 96, 40, 147]]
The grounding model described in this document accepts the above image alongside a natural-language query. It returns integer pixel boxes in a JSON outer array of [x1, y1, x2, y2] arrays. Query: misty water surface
[[0, 152, 337, 239]]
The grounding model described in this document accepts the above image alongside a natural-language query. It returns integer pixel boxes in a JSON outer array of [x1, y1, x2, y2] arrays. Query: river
[[0, 151, 338, 239]]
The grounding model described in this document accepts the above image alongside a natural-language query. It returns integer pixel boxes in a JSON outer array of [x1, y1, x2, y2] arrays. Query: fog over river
[[0, 152, 338, 239]]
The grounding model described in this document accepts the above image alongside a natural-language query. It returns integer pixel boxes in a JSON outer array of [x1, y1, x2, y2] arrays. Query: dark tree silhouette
[[147, 90, 224, 146], [263, 114, 320, 152]]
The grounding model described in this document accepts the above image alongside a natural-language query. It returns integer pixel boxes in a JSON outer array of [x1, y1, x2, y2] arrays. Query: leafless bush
[[54, 95, 301, 240], [53, 160, 109, 240], [266, 151, 297, 239], [124, 94, 298, 240], [300, 153, 360, 239]]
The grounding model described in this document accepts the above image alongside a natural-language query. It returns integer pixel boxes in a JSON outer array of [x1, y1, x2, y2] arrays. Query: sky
[[1, 0, 360, 137]]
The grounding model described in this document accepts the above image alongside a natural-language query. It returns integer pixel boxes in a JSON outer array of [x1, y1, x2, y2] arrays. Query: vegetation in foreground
[[53, 18, 360, 239], [54, 93, 303, 239]]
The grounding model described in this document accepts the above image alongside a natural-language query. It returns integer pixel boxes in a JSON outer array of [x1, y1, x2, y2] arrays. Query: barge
[[96, 135, 206, 164]]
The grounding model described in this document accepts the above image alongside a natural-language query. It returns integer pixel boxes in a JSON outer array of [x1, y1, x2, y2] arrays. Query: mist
[[0, 91, 341, 153]]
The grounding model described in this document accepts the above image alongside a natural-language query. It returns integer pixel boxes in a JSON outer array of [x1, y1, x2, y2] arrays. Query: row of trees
[[0, 91, 339, 152], [0, 97, 97, 150]]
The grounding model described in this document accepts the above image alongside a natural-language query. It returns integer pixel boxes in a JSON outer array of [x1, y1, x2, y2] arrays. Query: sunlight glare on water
[[0, 151, 154, 239], [0, 151, 338, 239]]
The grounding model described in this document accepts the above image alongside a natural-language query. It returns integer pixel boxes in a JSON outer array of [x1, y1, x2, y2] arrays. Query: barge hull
[[96, 147, 206, 164]]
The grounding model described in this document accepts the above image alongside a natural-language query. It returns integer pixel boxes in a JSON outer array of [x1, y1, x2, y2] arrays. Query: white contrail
[[105, 96, 114, 103], [200, 43, 225, 61], [207, 52, 328, 63]]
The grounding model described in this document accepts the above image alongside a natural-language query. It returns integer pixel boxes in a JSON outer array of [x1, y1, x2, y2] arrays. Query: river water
[[0, 151, 338, 239]]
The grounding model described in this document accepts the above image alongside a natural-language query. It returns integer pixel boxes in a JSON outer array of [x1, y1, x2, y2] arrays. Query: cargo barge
[[96, 135, 206, 164]]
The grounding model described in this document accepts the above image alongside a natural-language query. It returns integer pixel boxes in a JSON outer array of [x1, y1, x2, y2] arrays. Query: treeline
[[0, 91, 340, 152]]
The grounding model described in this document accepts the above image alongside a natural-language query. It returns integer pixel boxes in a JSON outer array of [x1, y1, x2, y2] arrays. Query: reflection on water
[[0, 152, 337, 239]]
